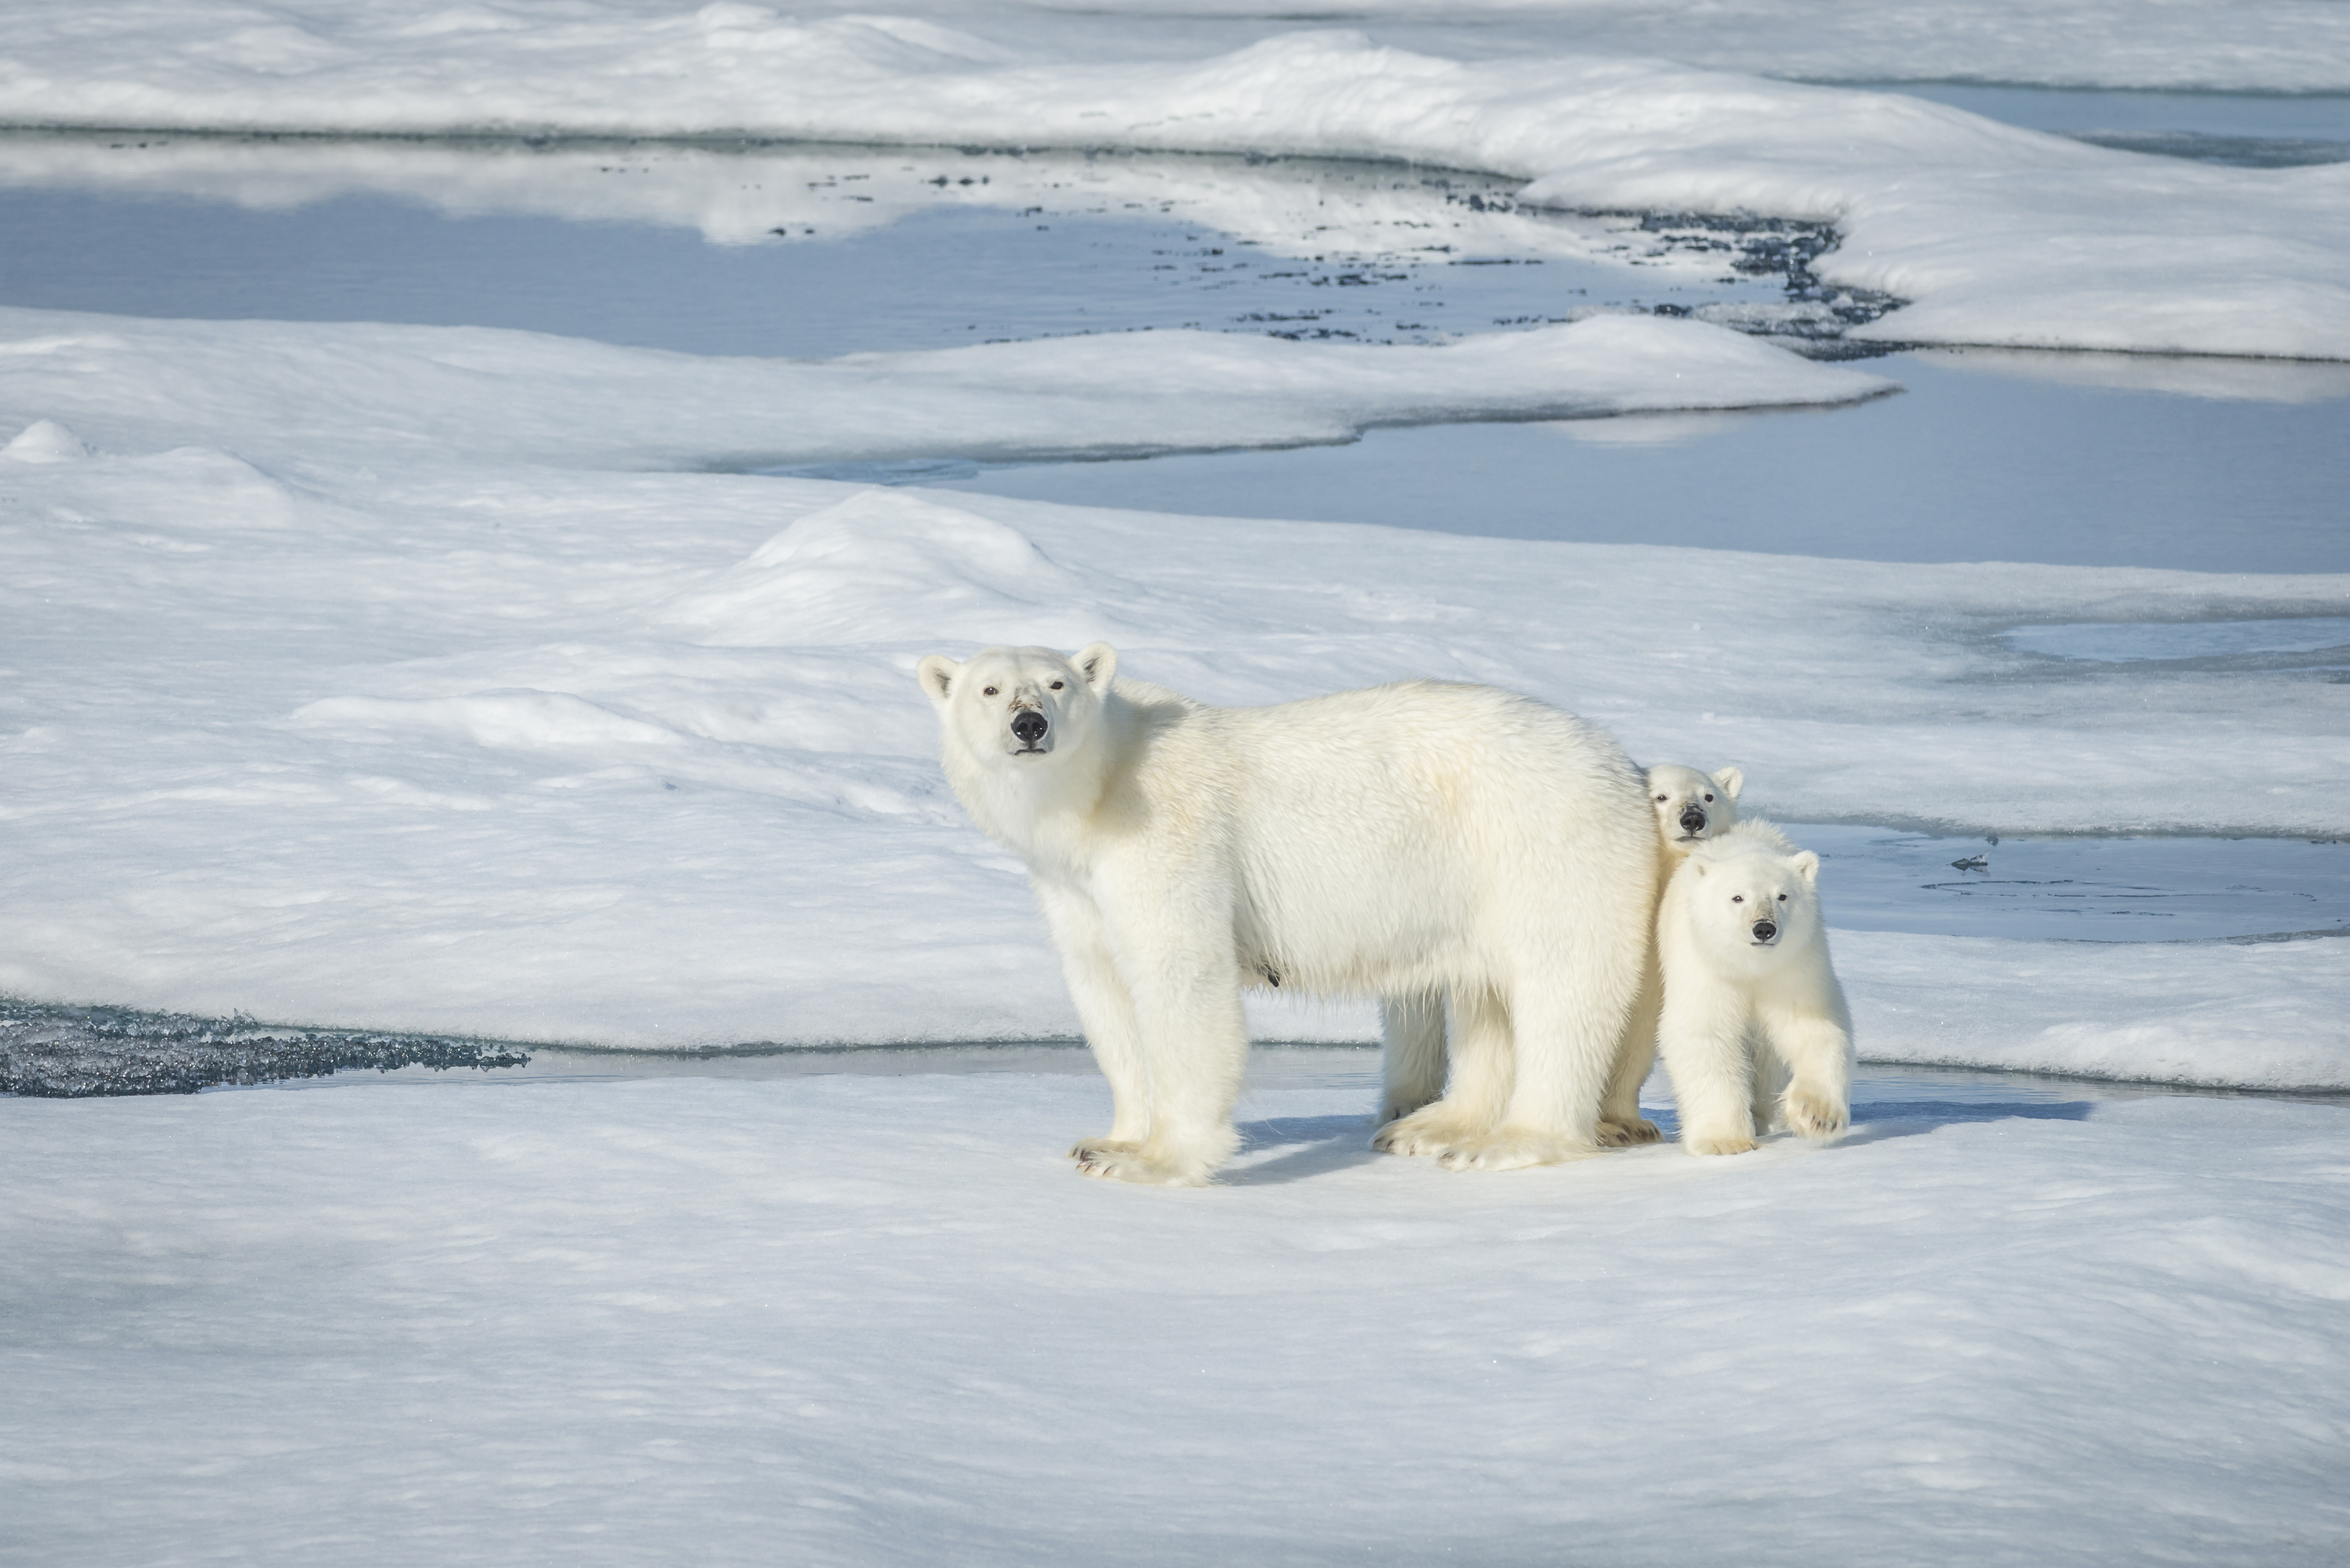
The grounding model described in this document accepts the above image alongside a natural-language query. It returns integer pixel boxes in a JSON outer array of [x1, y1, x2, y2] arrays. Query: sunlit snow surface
[[4, 1074, 2349, 1566], [2, 6, 2348, 357]]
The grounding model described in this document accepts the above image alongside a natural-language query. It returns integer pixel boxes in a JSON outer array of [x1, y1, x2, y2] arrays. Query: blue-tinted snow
[[2000, 617, 2350, 662]]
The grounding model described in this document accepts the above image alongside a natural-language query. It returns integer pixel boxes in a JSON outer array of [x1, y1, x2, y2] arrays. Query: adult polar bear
[[918, 641, 1656, 1185]]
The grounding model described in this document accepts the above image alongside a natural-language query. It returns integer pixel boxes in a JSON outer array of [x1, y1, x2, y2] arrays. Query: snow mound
[[3, 419, 92, 463], [652, 491, 1117, 649]]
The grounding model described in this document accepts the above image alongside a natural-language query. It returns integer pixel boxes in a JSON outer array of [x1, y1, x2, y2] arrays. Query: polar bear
[[1654, 818, 1853, 1156], [1378, 762, 1747, 1149], [917, 642, 1656, 1185], [1596, 762, 1750, 1137]]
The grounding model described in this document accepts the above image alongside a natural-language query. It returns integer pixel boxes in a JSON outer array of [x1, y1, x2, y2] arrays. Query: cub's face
[[1648, 763, 1743, 846], [917, 642, 1118, 766], [1687, 846, 1821, 959]]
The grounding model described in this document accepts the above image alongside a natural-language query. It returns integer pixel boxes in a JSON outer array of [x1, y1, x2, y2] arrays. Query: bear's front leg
[[1758, 998, 1854, 1144], [1072, 893, 1250, 1186], [1035, 880, 1153, 1158], [1657, 982, 1760, 1157]]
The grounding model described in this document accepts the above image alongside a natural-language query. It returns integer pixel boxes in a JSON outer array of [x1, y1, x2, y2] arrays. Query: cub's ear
[[1791, 850, 1820, 883], [1713, 766, 1744, 799], [916, 654, 962, 711], [1072, 641, 1118, 696]]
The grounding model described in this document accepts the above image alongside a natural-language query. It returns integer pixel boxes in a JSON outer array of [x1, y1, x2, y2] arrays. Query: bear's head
[[1684, 838, 1822, 966], [1647, 763, 1743, 847], [917, 641, 1119, 771]]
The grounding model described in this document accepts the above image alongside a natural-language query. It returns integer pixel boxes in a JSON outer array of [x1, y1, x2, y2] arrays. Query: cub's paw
[[1596, 1116, 1662, 1147], [1072, 1145, 1211, 1187], [1435, 1128, 1597, 1172], [1067, 1136, 1142, 1162], [1783, 1085, 1850, 1143], [1683, 1130, 1758, 1157]]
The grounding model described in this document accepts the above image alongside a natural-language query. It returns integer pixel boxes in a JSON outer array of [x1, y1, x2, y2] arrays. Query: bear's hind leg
[[1375, 990, 1448, 1128], [1436, 976, 1618, 1171], [1597, 959, 1663, 1147], [1374, 985, 1512, 1157]]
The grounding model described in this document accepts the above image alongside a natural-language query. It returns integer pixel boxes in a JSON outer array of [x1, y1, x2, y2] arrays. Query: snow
[[0, 306, 1889, 470], [3, 356, 2345, 1067], [1842, 930, 2350, 1092], [6, 4, 2347, 1556], [2, 8, 2347, 358], [2002, 617, 2350, 661], [3, 1072, 2347, 1565]]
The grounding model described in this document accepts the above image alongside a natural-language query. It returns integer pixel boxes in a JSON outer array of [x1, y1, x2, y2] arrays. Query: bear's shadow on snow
[[1222, 1100, 2098, 1182], [1225, 1114, 1388, 1184], [1836, 1098, 2097, 1147]]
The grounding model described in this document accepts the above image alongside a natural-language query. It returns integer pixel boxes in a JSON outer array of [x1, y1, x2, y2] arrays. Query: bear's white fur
[[1654, 818, 1854, 1156], [1378, 762, 1748, 1150], [918, 642, 1657, 1185]]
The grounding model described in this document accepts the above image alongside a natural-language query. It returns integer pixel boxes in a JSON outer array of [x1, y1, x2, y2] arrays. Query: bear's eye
[[1050, 680, 1064, 690], [1703, 793, 1715, 802], [982, 686, 998, 697], [1777, 893, 1788, 901], [1654, 794, 1668, 803], [1731, 895, 1743, 903]]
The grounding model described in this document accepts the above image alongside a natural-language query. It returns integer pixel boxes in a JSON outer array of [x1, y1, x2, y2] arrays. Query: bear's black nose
[[1010, 710, 1049, 744], [1679, 805, 1707, 835], [1751, 920, 1778, 943]]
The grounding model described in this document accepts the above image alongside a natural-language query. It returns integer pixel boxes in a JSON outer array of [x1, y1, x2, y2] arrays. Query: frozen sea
[[3, 5, 2348, 1562]]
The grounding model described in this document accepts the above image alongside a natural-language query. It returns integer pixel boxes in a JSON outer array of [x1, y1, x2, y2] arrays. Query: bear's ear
[[1072, 641, 1118, 696], [1791, 850, 1819, 883], [1713, 766, 1744, 799], [916, 654, 962, 711]]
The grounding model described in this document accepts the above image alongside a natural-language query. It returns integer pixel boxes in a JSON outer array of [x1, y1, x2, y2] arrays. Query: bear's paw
[[1434, 1128, 1599, 1172], [1072, 1145, 1213, 1187], [1783, 1085, 1850, 1143], [1067, 1136, 1143, 1162], [1596, 1116, 1662, 1147], [1370, 1105, 1488, 1159], [1683, 1130, 1759, 1157]]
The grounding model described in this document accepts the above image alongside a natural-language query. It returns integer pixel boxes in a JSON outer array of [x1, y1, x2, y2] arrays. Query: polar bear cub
[[1654, 818, 1854, 1156], [1589, 762, 1751, 1139], [917, 642, 1657, 1186]]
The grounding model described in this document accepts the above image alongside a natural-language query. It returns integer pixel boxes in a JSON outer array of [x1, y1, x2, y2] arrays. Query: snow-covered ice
[[4, 1072, 2347, 1565], [3, 6, 2347, 358], [3, 384, 2345, 1076], [6, 4, 2349, 1560]]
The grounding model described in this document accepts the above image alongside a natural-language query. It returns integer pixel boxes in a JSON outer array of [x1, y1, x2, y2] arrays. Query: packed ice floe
[[2, 328, 2344, 1082], [5, 1076, 2349, 1565], [3, 6, 2348, 358]]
